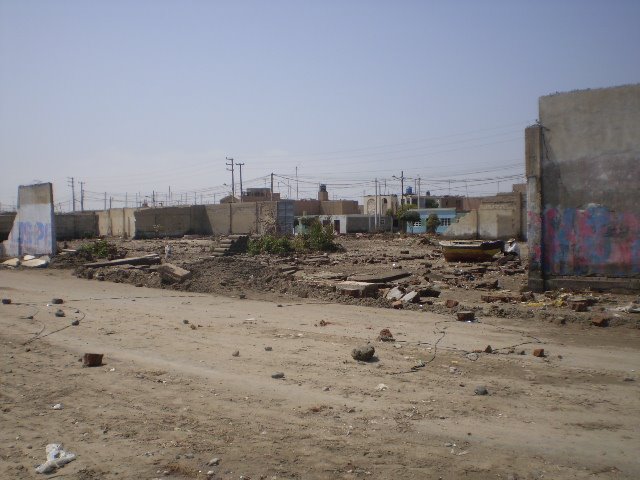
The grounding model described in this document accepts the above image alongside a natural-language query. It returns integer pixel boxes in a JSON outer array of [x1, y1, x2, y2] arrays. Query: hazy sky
[[1, 0, 639, 210]]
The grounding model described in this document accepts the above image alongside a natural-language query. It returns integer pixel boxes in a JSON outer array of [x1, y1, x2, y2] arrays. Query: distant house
[[404, 208, 459, 234]]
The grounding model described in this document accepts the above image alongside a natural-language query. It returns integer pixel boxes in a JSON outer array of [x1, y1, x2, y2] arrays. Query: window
[[440, 218, 451, 227], [413, 221, 422, 227]]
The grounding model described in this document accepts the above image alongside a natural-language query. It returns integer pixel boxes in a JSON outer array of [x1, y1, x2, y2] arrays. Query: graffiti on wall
[[527, 211, 543, 270], [13, 221, 53, 252], [1, 188, 55, 257], [543, 205, 640, 276]]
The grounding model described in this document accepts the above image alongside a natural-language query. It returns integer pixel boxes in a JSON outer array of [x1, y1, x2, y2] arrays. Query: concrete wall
[[294, 199, 321, 216], [527, 84, 640, 291], [443, 193, 522, 240], [444, 210, 478, 239], [1, 183, 56, 257], [55, 212, 100, 240], [477, 193, 522, 240], [320, 200, 360, 215]]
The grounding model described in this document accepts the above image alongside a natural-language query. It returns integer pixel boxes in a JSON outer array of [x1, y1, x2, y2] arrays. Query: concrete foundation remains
[[0, 183, 56, 257], [526, 84, 640, 292]]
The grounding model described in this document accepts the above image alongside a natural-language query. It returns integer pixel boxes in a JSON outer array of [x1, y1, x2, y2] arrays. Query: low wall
[[56, 212, 100, 240], [444, 193, 522, 240]]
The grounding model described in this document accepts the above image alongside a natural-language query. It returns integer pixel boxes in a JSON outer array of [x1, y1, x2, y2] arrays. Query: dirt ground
[[1, 236, 640, 479]]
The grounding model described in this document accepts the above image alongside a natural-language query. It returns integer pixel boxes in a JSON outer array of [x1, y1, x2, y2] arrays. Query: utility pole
[[375, 178, 379, 231], [270, 173, 274, 201], [295, 166, 299, 200], [67, 177, 76, 212], [104, 192, 107, 211], [237, 162, 245, 202], [417, 176, 421, 208], [79, 181, 85, 211], [400, 170, 404, 205], [226, 157, 235, 202]]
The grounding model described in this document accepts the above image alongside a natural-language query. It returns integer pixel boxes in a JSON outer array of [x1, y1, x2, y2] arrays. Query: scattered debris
[[532, 348, 545, 358], [83, 254, 161, 268], [271, 372, 285, 379], [1, 298, 11, 304], [264, 346, 273, 351], [54, 309, 65, 317], [157, 263, 192, 283], [71, 319, 80, 326], [22, 256, 51, 268], [83, 353, 104, 367], [445, 299, 459, 308], [232, 350, 240, 357], [391, 300, 403, 309], [2, 258, 21, 267], [385, 286, 404, 301], [591, 317, 610, 327], [52, 403, 63, 410], [351, 344, 375, 361], [51, 298, 64, 304], [456, 311, 475, 322], [207, 457, 220, 466], [474, 386, 489, 395], [484, 345, 493, 353], [35, 443, 76, 474], [377, 328, 395, 342], [375, 383, 388, 391]]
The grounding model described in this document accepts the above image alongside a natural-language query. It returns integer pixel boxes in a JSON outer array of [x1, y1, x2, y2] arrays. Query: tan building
[[363, 194, 398, 216]]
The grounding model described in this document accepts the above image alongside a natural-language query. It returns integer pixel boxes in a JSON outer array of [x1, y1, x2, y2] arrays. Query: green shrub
[[249, 220, 338, 255], [248, 234, 292, 255], [77, 239, 116, 258]]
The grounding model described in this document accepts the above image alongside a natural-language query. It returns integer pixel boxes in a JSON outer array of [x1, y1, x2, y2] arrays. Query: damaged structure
[[526, 84, 640, 292], [0, 183, 56, 258]]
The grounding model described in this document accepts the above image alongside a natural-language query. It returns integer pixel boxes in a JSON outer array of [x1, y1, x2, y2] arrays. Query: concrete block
[[335, 281, 381, 298], [158, 263, 192, 283], [385, 286, 404, 301]]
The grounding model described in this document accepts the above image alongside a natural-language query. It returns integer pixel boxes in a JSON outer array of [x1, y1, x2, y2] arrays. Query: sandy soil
[[1, 268, 639, 479]]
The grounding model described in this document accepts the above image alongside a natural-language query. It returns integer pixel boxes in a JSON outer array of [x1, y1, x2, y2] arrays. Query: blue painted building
[[405, 208, 459, 234]]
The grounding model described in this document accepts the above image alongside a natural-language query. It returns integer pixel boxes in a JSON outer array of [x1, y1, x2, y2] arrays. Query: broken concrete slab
[[401, 291, 420, 303], [347, 270, 411, 283], [22, 256, 50, 268], [158, 263, 192, 283], [417, 285, 441, 297], [385, 286, 404, 301], [336, 281, 383, 298], [83, 254, 161, 268], [2, 258, 20, 267]]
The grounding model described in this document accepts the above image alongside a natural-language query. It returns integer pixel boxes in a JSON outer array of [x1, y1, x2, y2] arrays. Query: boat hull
[[440, 240, 504, 262]]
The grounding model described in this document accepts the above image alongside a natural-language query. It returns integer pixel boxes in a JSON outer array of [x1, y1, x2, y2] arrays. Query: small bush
[[248, 235, 292, 255], [77, 239, 117, 258], [249, 220, 338, 255]]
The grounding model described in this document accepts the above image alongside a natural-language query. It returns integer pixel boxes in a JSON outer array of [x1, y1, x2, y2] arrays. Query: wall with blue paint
[[1, 183, 56, 257], [405, 208, 458, 234], [534, 84, 640, 282]]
